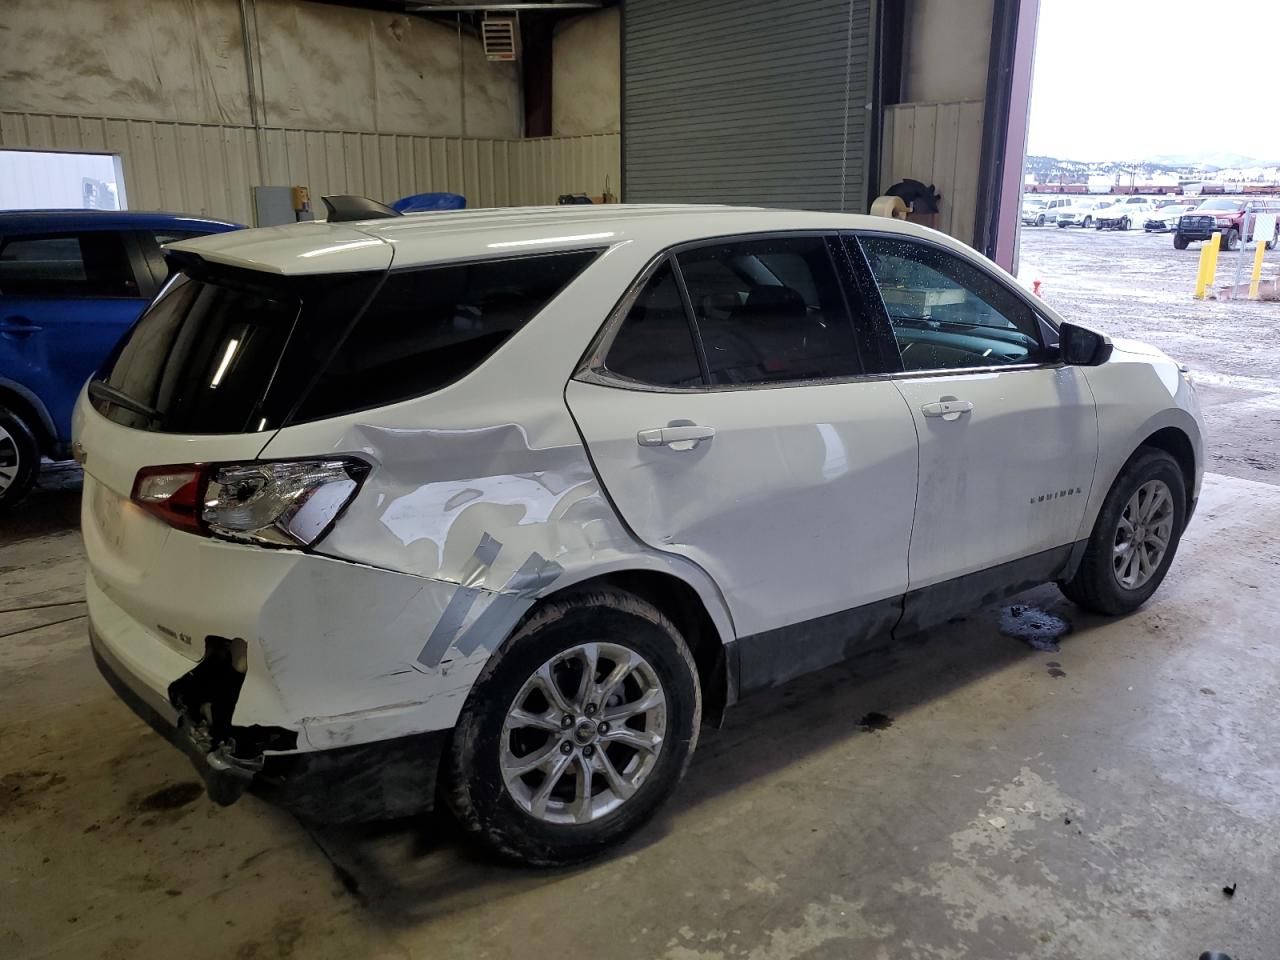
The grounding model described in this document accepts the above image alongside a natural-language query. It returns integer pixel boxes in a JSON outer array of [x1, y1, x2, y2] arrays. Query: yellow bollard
[[1249, 240, 1266, 300], [1195, 232, 1222, 299]]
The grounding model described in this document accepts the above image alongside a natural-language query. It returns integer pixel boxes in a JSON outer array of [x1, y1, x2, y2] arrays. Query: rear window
[[291, 250, 597, 422], [92, 249, 596, 433], [95, 268, 305, 433]]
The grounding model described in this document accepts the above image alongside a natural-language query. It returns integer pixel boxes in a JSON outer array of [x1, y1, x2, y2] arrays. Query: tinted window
[[98, 271, 302, 433], [676, 236, 861, 385], [0, 231, 137, 297], [603, 261, 703, 387], [293, 250, 596, 421], [859, 236, 1050, 372]]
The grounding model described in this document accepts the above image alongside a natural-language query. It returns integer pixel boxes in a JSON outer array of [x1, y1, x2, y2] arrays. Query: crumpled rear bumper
[[90, 622, 449, 821]]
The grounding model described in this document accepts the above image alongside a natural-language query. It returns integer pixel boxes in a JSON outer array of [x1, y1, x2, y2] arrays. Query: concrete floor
[[3, 468, 1279, 959]]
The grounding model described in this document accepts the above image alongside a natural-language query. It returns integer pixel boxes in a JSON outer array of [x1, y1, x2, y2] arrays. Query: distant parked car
[[1143, 204, 1195, 233], [1094, 197, 1156, 231], [1174, 198, 1280, 250], [1055, 198, 1111, 229], [1021, 196, 1072, 227], [0, 210, 240, 509]]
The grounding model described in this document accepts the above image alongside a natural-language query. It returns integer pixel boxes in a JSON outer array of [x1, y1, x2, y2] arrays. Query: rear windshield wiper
[[87, 379, 161, 422]]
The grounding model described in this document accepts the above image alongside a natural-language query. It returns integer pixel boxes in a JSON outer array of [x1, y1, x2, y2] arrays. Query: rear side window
[[676, 236, 862, 386], [603, 261, 704, 388], [0, 231, 137, 298], [293, 250, 597, 422]]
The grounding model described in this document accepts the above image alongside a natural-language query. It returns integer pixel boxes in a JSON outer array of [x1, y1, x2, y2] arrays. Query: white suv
[[76, 202, 1204, 865]]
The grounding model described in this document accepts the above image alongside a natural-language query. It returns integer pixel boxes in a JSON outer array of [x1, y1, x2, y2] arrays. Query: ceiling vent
[[481, 15, 519, 62]]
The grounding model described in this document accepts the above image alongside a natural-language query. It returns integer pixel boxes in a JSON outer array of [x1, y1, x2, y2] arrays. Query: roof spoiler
[[321, 195, 402, 223]]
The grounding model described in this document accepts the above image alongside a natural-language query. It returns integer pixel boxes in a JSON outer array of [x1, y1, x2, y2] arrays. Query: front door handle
[[637, 424, 716, 449], [921, 399, 974, 420]]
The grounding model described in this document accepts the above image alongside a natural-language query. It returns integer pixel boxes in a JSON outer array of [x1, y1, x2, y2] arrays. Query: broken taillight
[[129, 458, 369, 548]]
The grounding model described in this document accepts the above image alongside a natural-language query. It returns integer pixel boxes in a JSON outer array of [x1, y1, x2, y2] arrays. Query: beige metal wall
[[0, 112, 621, 222], [880, 100, 986, 244]]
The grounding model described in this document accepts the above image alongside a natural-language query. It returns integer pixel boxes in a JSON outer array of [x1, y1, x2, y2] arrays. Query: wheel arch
[[522, 564, 738, 727], [0, 377, 57, 455], [1136, 425, 1197, 519]]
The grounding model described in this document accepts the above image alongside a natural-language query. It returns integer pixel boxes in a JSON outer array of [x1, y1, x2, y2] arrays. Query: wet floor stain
[[999, 605, 1071, 651], [0, 769, 67, 816], [858, 712, 894, 732], [1046, 661, 1067, 679], [136, 782, 204, 812]]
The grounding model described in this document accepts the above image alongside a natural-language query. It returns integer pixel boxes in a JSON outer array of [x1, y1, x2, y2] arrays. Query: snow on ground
[[1019, 225, 1280, 485]]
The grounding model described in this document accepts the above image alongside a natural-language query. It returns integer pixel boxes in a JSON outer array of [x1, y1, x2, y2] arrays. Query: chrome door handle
[[921, 399, 973, 419], [637, 424, 716, 449]]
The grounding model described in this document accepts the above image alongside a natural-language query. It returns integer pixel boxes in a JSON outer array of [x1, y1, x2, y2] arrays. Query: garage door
[[622, 0, 874, 212]]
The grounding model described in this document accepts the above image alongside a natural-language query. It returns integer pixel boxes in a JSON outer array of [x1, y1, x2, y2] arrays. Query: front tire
[[0, 407, 40, 512], [1222, 228, 1239, 251], [1058, 448, 1187, 616], [1036, 215, 1045, 227], [446, 588, 701, 866], [1083, 216, 1093, 229], [1120, 216, 1130, 231]]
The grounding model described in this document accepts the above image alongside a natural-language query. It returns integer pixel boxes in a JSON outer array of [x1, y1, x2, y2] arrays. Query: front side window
[[858, 235, 1052, 372], [293, 250, 597, 422], [0, 231, 137, 298], [675, 236, 862, 386]]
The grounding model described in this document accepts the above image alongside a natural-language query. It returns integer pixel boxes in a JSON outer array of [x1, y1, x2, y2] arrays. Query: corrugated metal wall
[[880, 100, 986, 245], [0, 112, 620, 223], [622, 0, 874, 211]]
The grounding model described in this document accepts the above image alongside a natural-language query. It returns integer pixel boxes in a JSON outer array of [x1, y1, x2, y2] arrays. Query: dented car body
[[77, 204, 1204, 863]]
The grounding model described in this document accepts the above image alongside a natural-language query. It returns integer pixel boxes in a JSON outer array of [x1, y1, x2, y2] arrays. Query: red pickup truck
[[1174, 197, 1280, 251]]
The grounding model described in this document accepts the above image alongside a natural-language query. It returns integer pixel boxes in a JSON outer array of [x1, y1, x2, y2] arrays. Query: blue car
[[0, 210, 240, 508]]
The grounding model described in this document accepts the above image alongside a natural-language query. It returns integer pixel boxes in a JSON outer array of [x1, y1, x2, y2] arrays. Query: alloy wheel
[[1113, 479, 1174, 590], [501, 642, 667, 825], [0, 423, 19, 496]]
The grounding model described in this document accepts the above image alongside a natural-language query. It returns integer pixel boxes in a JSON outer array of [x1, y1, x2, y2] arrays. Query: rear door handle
[[921, 399, 973, 419], [637, 424, 716, 449]]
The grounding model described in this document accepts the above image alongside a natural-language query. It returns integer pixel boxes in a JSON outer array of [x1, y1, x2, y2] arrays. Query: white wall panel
[[1, 112, 621, 223], [881, 100, 986, 244]]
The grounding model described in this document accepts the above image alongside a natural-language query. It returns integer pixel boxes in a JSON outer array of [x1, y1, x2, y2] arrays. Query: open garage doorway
[[0, 150, 127, 211], [1020, 0, 1280, 484]]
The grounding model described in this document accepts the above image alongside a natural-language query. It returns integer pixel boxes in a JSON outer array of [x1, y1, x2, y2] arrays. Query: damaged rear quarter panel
[[254, 251, 736, 747]]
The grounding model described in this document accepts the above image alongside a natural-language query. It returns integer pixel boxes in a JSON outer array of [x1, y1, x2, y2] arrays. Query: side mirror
[[1058, 321, 1113, 366]]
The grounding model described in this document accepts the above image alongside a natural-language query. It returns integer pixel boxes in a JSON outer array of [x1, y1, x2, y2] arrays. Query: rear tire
[[1058, 448, 1187, 616], [1173, 234, 1189, 250], [446, 587, 701, 866], [0, 407, 40, 512]]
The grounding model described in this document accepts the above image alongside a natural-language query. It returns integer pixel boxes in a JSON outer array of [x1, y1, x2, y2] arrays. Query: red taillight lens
[[129, 457, 369, 548], [130, 465, 207, 534]]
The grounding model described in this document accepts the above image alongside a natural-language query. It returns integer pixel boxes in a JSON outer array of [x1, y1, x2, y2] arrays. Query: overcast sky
[[1026, 0, 1280, 163]]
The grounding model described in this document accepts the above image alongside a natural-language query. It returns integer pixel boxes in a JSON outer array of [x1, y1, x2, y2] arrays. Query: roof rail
[[321, 195, 402, 222]]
